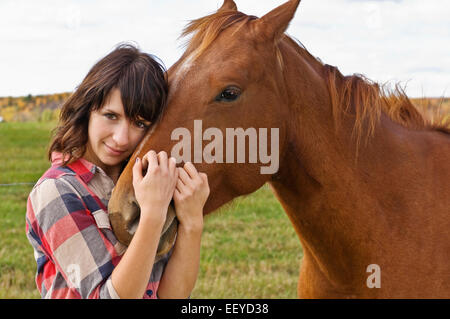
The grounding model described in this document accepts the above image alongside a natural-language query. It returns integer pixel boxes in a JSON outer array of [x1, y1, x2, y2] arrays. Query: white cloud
[[0, 0, 448, 97], [290, 0, 450, 97]]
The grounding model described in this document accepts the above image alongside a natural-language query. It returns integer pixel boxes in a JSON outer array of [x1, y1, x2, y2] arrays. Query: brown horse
[[108, 0, 450, 298]]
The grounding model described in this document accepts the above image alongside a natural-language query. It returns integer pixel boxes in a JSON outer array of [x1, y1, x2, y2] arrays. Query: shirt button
[[146, 289, 153, 296]]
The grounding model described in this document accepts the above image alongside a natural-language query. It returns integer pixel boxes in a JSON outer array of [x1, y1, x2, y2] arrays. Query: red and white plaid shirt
[[25, 153, 171, 299]]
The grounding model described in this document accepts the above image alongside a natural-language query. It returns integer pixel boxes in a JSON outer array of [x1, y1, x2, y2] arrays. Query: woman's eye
[[215, 86, 241, 102], [104, 113, 117, 120], [135, 121, 149, 129]]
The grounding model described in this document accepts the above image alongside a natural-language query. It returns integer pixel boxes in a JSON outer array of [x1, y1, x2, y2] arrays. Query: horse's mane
[[287, 37, 450, 144], [181, 10, 450, 146], [180, 10, 257, 61], [324, 62, 450, 141]]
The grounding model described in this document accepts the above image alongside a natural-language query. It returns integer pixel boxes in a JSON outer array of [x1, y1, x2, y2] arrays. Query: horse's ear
[[218, 0, 237, 12], [255, 0, 300, 42]]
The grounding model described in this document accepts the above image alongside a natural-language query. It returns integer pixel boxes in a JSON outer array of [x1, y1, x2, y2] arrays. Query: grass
[[0, 121, 302, 299], [0, 122, 55, 298], [194, 189, 302, 298]]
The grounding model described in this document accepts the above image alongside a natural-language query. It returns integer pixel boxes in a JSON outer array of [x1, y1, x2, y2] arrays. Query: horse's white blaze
[[168, 53, 195, 102]]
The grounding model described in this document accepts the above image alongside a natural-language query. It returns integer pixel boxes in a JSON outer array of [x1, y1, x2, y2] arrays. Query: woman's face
[[85, 88, 151, 175]]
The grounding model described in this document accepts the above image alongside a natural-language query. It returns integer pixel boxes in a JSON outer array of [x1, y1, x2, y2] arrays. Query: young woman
[[25, 44, 209, 299]]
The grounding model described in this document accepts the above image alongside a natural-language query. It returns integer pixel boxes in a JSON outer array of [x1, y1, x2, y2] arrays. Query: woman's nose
[[112, 122, 130, 147]]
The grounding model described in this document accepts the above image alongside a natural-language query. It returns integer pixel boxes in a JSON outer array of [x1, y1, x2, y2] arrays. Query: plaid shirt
[[25, 153, 171, 299]]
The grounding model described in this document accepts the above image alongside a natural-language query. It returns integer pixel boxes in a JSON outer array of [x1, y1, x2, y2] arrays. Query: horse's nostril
[[127, 201, 141, 235]]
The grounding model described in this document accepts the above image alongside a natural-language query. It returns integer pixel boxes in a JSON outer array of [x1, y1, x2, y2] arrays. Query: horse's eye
[[215, 86, 241, 102]]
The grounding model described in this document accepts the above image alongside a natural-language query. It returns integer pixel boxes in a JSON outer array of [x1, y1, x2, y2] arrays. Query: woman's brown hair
[[48, 43, 168, 165]]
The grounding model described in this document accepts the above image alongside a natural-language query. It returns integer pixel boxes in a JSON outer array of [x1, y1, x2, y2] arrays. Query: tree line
[[0, 92, 448, 124], [0, 93, 70, 122]]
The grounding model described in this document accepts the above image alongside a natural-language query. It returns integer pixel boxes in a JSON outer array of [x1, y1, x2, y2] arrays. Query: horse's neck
[[271, 117, 449, 294], [274, 37, 448, 230], [270, 40, 450, 290]]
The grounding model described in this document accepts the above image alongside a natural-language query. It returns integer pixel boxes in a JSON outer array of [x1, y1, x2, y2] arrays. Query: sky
[[0, 0, 449, 98]]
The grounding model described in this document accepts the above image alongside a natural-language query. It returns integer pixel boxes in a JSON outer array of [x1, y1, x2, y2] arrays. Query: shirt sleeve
[[26, 177, 120, 299]]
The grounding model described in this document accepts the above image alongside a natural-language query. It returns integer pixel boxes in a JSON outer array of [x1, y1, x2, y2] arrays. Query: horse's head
[[108, 0, 301, 247]]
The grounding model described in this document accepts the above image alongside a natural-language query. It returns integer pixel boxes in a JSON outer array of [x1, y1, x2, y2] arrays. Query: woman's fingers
[[157, 151, 168, 173], [199, 172, 208, 184], [177, 166, 191, 184], [169, 156, 177, 174], [183, 162, 199, 180], [183, 162, 204, 189], [143, 150, 158, 172], [141, 150, 173, 178], [176, 176, 188, 192]]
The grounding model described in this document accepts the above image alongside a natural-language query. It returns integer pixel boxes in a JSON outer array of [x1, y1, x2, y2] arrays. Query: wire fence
[[0, 182, 35, 187]]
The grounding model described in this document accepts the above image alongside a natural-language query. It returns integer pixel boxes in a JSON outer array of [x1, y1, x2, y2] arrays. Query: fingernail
[[135, 157, 140, 163]]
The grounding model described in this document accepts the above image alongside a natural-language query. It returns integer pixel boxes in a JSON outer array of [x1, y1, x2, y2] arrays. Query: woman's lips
[[104, 143, 126, 156]]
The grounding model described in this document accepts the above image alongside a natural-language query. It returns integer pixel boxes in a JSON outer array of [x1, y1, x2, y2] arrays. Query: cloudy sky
[[1, 0, 449, 98]]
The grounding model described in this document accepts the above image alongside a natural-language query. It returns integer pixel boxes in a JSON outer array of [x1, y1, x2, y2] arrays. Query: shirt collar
[[51, 152, 97, 184]]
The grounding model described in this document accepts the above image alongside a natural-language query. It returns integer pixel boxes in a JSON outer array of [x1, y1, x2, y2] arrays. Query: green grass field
[[0, 122, 302, 298]]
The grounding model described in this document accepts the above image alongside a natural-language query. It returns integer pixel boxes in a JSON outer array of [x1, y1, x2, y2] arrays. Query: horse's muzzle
[[108, 189, 178, 262]]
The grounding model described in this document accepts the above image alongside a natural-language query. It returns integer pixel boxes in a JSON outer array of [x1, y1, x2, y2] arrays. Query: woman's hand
[[113, 150, 178, 299], [132, 150, 178, 223], [173, 162, 210, 232], [157, 162, 209, 298]]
